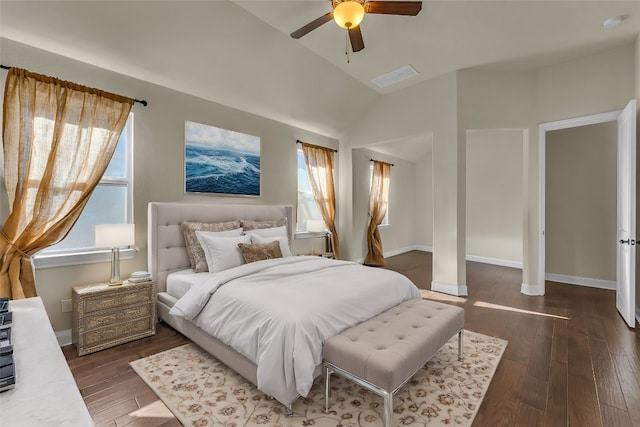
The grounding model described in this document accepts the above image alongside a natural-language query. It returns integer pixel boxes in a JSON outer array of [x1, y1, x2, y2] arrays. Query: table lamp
[[95, 224, 135, 286]]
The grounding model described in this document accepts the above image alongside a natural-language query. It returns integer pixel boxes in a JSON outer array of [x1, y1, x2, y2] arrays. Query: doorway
[[537, 101, 636, 327], [545, 122, 617, 288]]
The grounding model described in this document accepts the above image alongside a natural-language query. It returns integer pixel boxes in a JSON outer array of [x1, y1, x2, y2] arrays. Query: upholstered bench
[[322, 299, 465, 427]]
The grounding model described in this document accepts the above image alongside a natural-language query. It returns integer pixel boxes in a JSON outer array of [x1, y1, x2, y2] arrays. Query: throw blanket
[[170, 256, 420, 406]]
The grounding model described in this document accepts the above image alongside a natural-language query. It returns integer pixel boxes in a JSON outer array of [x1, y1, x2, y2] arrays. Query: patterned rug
[[130, 330, 506, 426]]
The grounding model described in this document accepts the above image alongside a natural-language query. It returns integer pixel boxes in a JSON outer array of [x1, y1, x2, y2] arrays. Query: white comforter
[[169, 256, 420, 406]]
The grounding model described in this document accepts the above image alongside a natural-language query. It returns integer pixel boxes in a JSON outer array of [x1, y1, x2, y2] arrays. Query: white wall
[[457, 70, 538, 287], [466, 129, 524, 265], [415, 148, 433, 247], [350, 44, 636, 295], [539, 44, 635, 122], [458, 44, 635, 290], [0, 39, 338, 331], [345, 72, 466, 293]]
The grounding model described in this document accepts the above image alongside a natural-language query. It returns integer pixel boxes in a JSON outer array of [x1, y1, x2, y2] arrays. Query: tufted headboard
[[148, 202, 293, 293]]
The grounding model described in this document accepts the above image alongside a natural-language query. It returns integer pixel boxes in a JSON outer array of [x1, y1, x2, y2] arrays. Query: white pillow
[[248, 226, 292, 256], [248, 225, 288, 239], [250, 234, 292, 257], [195, 232, 251, 273], [196, 228, 243, 239]]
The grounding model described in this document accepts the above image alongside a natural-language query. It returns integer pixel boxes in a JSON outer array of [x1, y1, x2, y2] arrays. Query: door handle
[[619, 239, 636, 245]]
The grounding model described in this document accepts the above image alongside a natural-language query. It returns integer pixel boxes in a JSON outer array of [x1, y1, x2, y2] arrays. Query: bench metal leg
[[284, 403, 293, 416], [326, 361, 395, 425], [383, 391, 393, 427], [323, 364, 331, 412], [458, 329, 464, 361]]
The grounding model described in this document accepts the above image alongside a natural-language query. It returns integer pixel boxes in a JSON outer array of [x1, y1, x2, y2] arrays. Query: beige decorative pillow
[[237, 241, 283, 264], [181, 220, 241, 272], [241, 218, 287, 231]]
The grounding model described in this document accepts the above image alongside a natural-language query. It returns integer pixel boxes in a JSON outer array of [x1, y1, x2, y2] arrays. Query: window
[[296, 148, 326, 233], [34, 114, 134, 267], [370, 162, 389, 226]]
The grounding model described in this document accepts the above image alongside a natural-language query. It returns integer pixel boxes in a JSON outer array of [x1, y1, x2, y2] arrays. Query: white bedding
[[170, 256, 420, 406], [166, 269, 211, 299]]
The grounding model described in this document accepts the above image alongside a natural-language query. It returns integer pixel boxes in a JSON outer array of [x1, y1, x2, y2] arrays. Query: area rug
[[130, 330, 506, 427]]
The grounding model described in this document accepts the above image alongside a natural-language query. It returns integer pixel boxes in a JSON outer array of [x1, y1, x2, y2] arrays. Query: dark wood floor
[[64, 251, 640, 426]]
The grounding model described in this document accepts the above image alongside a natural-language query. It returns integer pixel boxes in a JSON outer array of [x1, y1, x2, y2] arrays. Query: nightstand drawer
[[84, 317, 153, 348], [83, 288, 152, 313], [83, 303, 152, 330]]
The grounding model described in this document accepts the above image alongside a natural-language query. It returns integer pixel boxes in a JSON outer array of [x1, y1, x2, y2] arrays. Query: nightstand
[[72, 280, 156, 356]]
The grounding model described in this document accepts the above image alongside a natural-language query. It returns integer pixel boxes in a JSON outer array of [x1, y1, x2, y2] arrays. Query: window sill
[[294, 231, 329, 239], [32, 248, 137, 269], [378, 224, 390, 230]]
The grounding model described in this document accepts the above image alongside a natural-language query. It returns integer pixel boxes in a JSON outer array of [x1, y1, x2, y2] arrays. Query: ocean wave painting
[[185, 121, 260, 196]]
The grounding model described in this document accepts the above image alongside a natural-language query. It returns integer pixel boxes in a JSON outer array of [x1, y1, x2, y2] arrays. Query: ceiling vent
[[370, 65, 418, 88]]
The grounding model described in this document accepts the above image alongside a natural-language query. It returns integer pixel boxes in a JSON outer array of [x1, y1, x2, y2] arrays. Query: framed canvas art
[[185, 121, 261, 196]]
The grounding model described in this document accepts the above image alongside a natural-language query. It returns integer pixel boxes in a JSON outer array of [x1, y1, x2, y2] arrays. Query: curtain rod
[[296, 139, 338, 153], [1, 64, 148, 106], [370, 159, 394, 166]]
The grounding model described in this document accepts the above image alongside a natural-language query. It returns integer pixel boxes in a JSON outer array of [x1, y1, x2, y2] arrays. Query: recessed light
[[602, 15, 624, 29]]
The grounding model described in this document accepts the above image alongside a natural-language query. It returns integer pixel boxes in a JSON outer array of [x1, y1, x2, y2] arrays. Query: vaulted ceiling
[[1, 0, 639, 146], [238, 0, 640, 93]]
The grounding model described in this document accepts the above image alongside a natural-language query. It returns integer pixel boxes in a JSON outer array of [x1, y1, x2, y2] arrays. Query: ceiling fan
[[290, 0, 423, 53]]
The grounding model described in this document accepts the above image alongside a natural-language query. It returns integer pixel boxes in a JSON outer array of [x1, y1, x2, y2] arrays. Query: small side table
[[72, 280, 156, 356]]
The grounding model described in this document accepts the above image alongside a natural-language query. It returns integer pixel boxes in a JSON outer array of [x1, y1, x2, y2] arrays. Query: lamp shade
[[333, 0, 365, 29], [95, 224, 135, 248]]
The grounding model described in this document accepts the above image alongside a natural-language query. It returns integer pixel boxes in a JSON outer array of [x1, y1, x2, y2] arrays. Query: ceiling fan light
[[334, 1, 365, 29]]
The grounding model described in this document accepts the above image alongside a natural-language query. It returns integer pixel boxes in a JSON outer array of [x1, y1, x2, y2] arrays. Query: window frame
[[295, 147, 330, 238], [32, 114, 135, 269]]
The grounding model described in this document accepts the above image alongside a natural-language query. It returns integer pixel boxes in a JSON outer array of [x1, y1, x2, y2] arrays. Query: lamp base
[[108, 248, 123, 286]]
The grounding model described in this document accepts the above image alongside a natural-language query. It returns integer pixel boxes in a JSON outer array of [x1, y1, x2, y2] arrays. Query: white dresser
[[0, 296, 94, 426]]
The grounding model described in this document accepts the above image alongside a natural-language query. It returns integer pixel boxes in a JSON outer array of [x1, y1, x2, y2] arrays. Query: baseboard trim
[[384, 246, 522, 269], [545, 273, 615, 290], [362, 246, 522, 272], [384, 245, 425, 258], [56, 329, 72, 347], [357, 245, 433, 263], [431, 281, 468, 297], [521, 282, 545, 296], [466, 255, 522, 269]]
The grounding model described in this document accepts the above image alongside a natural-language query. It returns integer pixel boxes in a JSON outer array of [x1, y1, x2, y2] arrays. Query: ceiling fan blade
[[349, 26, 365, 52], [364, 1, 422, 16], [290, 12, 334, 39]]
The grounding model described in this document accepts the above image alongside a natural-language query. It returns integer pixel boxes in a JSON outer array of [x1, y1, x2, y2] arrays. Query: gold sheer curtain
[[1, 68, 133, 299], [301, 143, 340, 259], [364, 160, 391, 267]]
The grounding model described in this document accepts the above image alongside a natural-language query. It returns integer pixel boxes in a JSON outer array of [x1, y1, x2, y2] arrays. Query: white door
[[616, 99, 636, 328]]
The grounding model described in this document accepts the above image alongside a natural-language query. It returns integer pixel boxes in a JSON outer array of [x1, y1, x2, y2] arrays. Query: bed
[[148, 202, 420, 411]]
